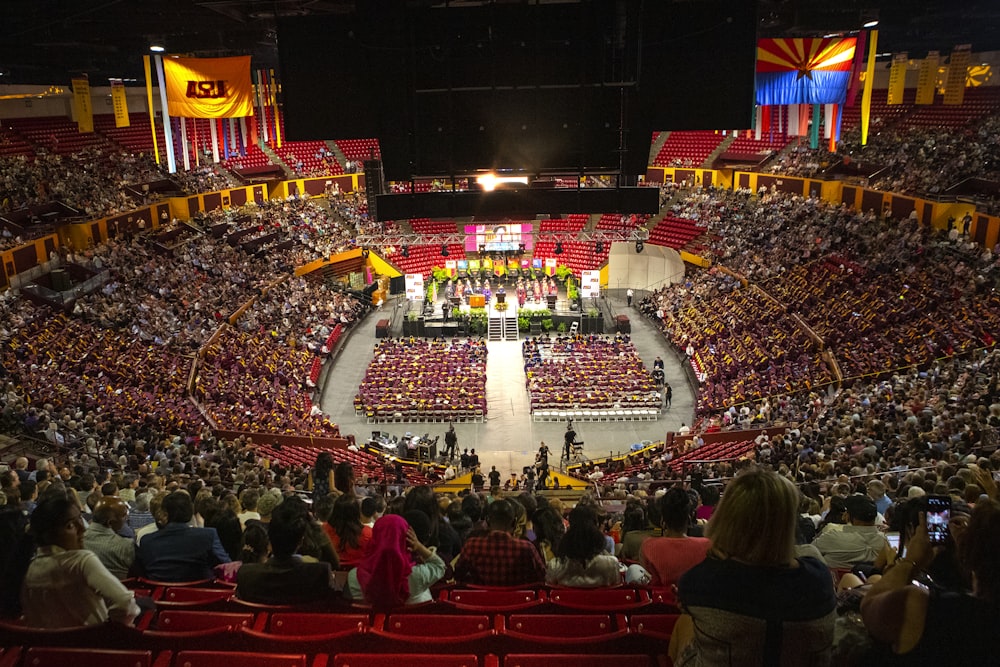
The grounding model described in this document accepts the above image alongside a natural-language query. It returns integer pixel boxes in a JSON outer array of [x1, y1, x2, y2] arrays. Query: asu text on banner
[[163, 56, 254, 118]]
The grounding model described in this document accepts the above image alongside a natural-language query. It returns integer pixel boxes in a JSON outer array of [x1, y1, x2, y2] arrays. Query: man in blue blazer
[[135, 491, 230, 581]]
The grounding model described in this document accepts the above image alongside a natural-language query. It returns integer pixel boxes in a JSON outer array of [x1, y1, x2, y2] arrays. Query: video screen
[[464, 223, 534, 253]]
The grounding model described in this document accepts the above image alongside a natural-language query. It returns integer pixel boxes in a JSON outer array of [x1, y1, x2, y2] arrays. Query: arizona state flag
[[756, 38, 857, 106], [163, 56, 253, 118]]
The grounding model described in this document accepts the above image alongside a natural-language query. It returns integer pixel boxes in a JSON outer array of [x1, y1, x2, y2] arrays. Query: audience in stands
[[639, 488, 710, 587], [672, 469, 836, 665], [21, 492, 140, 628], [455, 499, 546, 586], [236, 496, 336, 604], [347, 512, 445, 607], [545, 504, 621, 587]]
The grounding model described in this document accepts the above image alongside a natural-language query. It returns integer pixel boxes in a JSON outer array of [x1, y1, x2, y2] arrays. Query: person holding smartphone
[[861, 499, 1000, 664]]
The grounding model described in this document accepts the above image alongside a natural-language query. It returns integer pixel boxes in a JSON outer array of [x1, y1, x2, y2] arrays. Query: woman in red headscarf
[[346, 512, 445, 608]]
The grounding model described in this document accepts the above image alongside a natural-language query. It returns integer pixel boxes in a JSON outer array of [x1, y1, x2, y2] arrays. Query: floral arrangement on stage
[[494, 300, 509, 312]]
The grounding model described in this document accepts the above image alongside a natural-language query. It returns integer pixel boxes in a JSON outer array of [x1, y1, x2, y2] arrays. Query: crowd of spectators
[[196, 327, 339, 437], [523, 334, 660, 412], [355, 338, 488, 421], [641, 186, 1000, 415]]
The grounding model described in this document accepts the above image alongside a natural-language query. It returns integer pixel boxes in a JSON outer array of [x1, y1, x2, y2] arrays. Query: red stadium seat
[[170, 651, 317, 667], [372, 613, 495, 645], [547, 587, 651, 612], [332, 655, 483, 667], [441, 589, 547, 612], [3, 647, 154, 667], [503, 656, 653, 667]]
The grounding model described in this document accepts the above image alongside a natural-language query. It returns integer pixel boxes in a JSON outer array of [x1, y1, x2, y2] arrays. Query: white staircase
[[503, 315, 519, 341]]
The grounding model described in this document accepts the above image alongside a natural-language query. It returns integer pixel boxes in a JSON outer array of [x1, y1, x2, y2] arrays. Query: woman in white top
[[546, 505, 621, 588], [21, 492, 140, 628]]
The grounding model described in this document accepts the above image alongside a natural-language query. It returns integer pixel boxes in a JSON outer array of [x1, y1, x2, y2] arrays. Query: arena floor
[[319, 289, 694, 480]]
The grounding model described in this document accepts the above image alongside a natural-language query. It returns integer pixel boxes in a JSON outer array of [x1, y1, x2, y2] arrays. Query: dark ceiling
[[1, 0, 999, 86]]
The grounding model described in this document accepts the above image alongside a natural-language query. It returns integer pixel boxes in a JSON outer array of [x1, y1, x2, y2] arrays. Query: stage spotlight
[[595, 241, 604, 254], [518, 243, 526, 255], [554, 242, 564, 255], [149, 44, 165, 53], [361, 248, 370, 258], [441, 244, 449, 257], [402, 246, 409, 258], [635, 240, 644, 254], [479, 244, 486, 254]]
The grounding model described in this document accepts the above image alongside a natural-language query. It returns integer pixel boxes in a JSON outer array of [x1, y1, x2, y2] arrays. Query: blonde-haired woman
[[671, 468, 836, 666]]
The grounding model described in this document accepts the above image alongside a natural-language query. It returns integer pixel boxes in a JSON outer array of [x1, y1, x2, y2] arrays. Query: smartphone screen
[[926, 495, 951, 545]]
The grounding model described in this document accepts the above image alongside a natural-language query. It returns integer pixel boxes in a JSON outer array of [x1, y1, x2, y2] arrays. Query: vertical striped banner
[[71, 75, 94, 133], [209, 118, 220, 163], [860, 30, 878, 146], [143, 56, 161, 165], [153, 55, 177, 173], [845, 30, 868, 107], [944, 45, 971, 105], [798, 104, 809, 137], [915, 52, 939, 105], [809, 104, 820, 149], [110, 78, 130, 127], [827, 104, 839, 152], [787, 105, 799, 136], [270, 69, 282, 149], [180, 117, 191, 171], [239, 117, 249, 155], [887, 53, 908, 104]]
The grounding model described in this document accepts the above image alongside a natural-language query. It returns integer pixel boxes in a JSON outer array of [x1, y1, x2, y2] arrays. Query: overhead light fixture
[[595, 241, 604, 254], [402, 246, 409, 258], [635, 240, 644, 254], [361, 248, 370, 258], [149, 44, 166, 53], [863, 20, 879, 28], [518, 243, 526, 255], [479, 244, 486, 254], [441, 244, 449, 257], [554, 242, 564, 255], [476, 173, 528, 191]]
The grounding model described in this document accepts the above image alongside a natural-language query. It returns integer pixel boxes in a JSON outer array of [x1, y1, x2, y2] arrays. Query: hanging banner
[[944, 45, 971, 105], [71, 76, 94, 133], [404, 273, 424, 301], [756, 38, 857, 106], [580, 271, 600, 298], [110, 78, 130, 127], [786, 105, 799, 136], [887, 53, 908, 105], [143, 57, 160, 164], [860, 30, 879, 146], [916, 51, 939, 105], [163, 56, 254, 118]]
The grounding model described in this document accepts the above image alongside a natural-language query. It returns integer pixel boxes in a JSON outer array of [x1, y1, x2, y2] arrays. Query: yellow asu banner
[[163, 56, 253, 118], [71, 76, 94, 133], [110, 79, 130, 127]]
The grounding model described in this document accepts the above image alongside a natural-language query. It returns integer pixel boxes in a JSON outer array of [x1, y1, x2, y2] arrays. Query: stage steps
[[488, 316, 503, 341], [504, 316, 519, 341]]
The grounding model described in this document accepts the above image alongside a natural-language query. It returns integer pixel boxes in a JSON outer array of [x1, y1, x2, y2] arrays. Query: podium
[[616, 315, 630, 334], [469, 294, 486, 308], [375, 318, 390, 338]]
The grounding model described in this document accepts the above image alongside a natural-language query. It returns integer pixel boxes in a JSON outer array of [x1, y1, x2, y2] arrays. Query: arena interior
[[1, 1, 1000, 665]]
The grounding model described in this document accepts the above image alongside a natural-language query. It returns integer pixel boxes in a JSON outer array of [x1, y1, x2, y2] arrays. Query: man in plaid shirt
[[454, 499, 546, 586]]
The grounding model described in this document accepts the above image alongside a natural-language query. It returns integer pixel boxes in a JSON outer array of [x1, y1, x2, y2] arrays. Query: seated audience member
[[618, 500, 661, 561], [812, 494, 891, 569], [455, 498, 546, 586], [347, 511, 445, 607], [546, 505, 621, 588], [21, 493, 140, 628], [135, 491, 167, 545], [135, 491, 230, 581], [82, 496, 135, 579], [531, 506, 565, 562], [673, 469, 835, 666], [128, 492, 155, 532], [862, 499, 1000, 664], [237, 496, 335, 605], [324, 495, 372, 567], [640, 488, 711, 587]]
